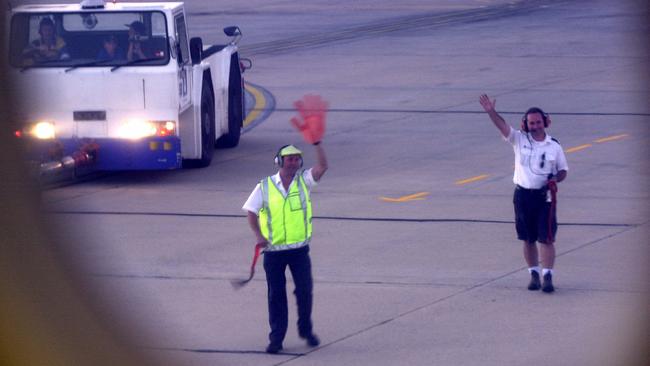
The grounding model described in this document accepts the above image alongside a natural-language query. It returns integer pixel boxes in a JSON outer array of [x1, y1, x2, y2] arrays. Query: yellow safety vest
[[259, 173, 312, 251]]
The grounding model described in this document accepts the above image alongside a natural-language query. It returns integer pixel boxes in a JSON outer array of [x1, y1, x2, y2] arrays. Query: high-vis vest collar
[[259, 173, 312, 251]]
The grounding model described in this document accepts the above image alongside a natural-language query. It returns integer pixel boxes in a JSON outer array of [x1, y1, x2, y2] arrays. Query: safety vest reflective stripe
[[259, 173, 312, 251], [260, 178, 273, 244], [296, 176, 308, 240], [265, 241, 310, 252]]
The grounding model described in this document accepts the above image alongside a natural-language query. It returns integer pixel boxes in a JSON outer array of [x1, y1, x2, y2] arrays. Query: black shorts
[[513, 185, 557, 244]]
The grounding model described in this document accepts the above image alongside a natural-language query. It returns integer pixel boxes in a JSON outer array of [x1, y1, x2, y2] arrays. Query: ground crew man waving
[[479, 94, 568, 293], [242, 95, 329, 354]]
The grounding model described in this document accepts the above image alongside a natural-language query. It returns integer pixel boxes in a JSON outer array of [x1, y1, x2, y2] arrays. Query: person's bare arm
[[247, 211, 268, 245], [310, 142, 328, 182], [479, 94, 511, 138]]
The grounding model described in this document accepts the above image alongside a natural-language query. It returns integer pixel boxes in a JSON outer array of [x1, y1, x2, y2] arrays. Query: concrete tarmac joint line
[[239, 0, 574, 57], [274, 225, 645, 365], [50, 210, 637, 227], [273, 262, 546, 365], [144, 346, 304, 357]]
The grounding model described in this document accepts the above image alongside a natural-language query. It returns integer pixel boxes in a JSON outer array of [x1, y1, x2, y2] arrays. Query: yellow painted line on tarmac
[[379, 192, 430, 202], [594, 134, 628, 143], [565, 144, 592, 153], [243, 84, 265, 127], [565, 134, 627, 153], [455, 174, 489, 185]]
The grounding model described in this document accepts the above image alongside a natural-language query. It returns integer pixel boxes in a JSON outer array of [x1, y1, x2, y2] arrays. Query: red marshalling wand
[[231, 243, 266, 290]]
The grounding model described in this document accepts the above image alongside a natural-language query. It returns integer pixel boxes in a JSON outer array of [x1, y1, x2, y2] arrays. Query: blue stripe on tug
[[25, 136, 182, 171], [91, 137, 182, 170]]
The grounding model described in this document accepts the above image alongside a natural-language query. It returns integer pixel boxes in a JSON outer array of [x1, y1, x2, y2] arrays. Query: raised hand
[[290, 94, 328, 144], [479, 94, 496, 113]]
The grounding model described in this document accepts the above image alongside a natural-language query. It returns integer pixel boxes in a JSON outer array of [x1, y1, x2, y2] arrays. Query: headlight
[[162, 121, 176, 136], [118, 119, 176, 139], [26, 121, 56, 139]]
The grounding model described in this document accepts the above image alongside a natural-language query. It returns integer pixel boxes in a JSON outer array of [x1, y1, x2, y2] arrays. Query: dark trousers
[[263, 245, 313, 345]]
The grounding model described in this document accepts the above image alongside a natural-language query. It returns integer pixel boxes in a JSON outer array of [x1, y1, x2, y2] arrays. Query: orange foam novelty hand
[[290, 94, 328, 144]]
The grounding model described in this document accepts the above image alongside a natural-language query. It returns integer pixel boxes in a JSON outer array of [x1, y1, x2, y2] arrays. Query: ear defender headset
[[274, 145, 303, 168], [521, 107, 548, 132]]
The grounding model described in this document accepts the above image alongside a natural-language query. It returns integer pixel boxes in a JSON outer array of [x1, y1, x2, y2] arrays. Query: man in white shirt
[[480, 94, 568, 293], [242, 142, 327, 353]]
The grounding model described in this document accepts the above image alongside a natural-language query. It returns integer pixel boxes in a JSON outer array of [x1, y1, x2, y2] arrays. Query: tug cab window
[[9, 11, 170, 68]]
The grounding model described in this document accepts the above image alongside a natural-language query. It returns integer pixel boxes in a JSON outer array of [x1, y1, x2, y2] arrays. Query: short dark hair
[[39, 17, 55, 29], [128, 20, 146, 35], [523, 107, 547, 122], [103, 34, 118, 43]]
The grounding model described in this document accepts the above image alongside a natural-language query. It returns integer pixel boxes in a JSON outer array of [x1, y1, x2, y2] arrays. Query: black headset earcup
[[275, 144, 290, 167], [521, 117, 528, 132]]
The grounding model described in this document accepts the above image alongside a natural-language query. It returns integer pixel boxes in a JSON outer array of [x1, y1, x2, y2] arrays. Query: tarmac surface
[[3, 0, 649, 365]]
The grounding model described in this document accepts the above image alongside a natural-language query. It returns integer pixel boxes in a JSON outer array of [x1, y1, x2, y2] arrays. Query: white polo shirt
[[243, 169, 317, 215], [506, 126, 568, 189]]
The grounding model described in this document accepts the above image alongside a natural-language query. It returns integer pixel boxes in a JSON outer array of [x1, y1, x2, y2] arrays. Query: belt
[[516, 184, 546, 192]]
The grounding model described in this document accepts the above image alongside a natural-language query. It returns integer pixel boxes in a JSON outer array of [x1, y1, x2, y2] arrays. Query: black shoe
[[542, 273, 555, 293], [266, 343, 283, 354], [528, 271, 541, 291], [300, 333, 320, 347]]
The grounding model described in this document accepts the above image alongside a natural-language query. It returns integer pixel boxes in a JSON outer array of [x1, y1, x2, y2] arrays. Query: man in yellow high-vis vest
[[243, 141, 328, 354]]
